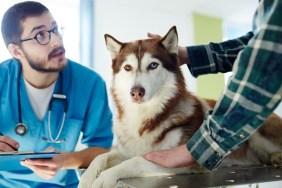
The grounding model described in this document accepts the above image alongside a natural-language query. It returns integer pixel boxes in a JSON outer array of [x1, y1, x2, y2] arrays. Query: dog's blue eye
[[148, 62, 159, 70]]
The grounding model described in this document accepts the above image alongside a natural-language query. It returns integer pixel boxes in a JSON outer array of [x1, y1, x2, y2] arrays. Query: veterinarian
[[0, 1, 113, 187], [143, 0, 281, 171]]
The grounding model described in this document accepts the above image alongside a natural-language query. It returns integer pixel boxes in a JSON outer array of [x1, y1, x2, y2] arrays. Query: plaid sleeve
[[187, 0, 282, 170], [187, 32, 253, 77]]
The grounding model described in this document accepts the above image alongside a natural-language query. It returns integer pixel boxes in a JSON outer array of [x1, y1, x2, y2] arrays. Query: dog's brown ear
[[160, 26, 178, 55], [104, 34, 123, 60]]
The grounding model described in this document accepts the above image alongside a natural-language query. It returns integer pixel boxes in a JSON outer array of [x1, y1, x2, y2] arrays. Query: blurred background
[[1, 0, 281, 116]]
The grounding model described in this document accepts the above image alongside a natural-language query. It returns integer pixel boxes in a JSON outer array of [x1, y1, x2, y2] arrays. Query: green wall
[[193, 14, 225, 100]]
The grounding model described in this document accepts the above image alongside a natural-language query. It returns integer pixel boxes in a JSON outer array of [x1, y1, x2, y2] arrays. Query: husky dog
[[79, 26, 282, 188]]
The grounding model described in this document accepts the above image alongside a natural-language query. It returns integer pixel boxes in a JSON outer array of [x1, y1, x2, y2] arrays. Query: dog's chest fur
[[112, 95, 211, 158]]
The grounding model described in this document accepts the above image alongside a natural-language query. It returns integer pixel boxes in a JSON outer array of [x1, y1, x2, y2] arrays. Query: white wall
[[92, 0, 281, 117], [93, 0, 197, 95]]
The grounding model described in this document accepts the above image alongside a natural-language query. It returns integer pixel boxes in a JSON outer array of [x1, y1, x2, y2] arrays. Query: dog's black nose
[[130, 86, 145, 101]]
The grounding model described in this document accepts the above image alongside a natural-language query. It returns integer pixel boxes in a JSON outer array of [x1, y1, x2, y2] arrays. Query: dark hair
[[1, 1, 49, 47]]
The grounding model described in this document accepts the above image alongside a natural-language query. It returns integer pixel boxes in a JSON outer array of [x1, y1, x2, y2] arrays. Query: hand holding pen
[[0, 132, 19, 152]]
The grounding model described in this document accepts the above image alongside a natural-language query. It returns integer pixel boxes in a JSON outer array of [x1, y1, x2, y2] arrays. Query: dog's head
[[105, 26, 185, 106]]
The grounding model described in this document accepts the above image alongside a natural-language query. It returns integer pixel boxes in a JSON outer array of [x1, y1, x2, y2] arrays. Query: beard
[[23, 47, 67, 73]]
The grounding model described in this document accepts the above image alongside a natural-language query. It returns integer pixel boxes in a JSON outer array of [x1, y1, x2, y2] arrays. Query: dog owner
[[0, 1, 113, 187], [143, 0, 281, 170]]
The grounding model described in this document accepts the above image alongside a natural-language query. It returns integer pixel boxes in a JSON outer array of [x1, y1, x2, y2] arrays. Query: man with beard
[[0, 1, 113, 187]]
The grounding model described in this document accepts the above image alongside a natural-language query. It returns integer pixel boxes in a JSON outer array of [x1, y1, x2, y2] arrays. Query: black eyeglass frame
[[19, 26, 63, 45]]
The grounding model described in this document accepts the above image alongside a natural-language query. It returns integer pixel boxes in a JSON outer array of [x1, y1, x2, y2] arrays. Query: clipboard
[[0, 151, 59, 171]]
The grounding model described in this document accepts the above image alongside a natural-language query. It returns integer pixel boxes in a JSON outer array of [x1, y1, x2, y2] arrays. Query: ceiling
[[103, 0, 258, 26]]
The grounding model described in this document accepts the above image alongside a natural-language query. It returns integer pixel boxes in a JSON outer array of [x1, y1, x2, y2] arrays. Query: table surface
[[117, 165, 282, 188]]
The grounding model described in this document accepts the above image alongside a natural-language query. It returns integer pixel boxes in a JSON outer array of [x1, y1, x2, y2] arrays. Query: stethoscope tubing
[[15, 65, 28, 136], [15, 63, 67, 143]]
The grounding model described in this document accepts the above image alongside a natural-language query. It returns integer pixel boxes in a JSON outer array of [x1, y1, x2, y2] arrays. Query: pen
[[0, 132, 18, 151]]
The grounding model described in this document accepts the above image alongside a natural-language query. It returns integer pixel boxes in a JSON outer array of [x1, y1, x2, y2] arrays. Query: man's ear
[[7, 44, 24, 59]]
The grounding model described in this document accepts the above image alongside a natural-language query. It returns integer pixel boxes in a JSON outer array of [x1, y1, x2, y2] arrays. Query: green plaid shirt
[[187, 0, 282, 170]]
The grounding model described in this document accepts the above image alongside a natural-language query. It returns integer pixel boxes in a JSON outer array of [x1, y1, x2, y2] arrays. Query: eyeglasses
[[20, 26, 64, 45]]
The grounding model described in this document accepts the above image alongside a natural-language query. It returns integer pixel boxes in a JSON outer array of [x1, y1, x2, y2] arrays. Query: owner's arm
[[187, 0, 282, 170], [186, 31, 253, 77]]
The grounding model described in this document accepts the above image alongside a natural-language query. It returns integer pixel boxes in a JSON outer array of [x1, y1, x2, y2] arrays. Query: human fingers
[[142, 145, 195, 168], [178, 46, 189, 65], [147, 32, 162, 39], [142, 150, 173, 168], [22, 158, 58, 168], [20, 161, 57, 179], [0, 136, 19, 151], [20, 158, 63, 179], [23, 153, 64, 169]]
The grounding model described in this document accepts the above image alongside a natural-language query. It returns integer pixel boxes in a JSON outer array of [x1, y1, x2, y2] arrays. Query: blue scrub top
[[0, 59, 113, 187]]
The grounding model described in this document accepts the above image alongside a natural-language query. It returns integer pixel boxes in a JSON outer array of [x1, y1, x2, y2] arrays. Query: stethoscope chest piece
[[15, 122, 28, 136]]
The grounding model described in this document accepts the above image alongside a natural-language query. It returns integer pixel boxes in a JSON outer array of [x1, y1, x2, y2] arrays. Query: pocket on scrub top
[[58, 117, 84, 151]]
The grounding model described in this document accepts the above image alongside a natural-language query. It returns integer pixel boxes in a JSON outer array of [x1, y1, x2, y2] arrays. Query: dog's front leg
[[78, 149, 126, 188], [271, 152, 282, 168], [92, 156, 199, 188]]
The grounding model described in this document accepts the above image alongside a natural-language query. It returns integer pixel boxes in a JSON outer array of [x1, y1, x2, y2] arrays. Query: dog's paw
[[271, 152, 282, 168], [78, 154, 110, 188], [79, 168, 104, 188], [91, 169, 119, 188]]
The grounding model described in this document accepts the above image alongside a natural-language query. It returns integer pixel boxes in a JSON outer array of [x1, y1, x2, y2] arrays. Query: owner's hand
[[0, 135, 19, 152], [20, 147, 64, 180], [142, 144, 195, 168], [147, 32, 189, 65]]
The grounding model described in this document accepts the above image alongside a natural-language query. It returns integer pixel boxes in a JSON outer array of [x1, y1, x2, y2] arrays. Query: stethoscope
[[15, 65, 68, 143]]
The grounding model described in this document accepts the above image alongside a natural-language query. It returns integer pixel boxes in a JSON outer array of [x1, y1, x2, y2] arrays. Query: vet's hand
[[147, 32, 162, 40], [142, 144, 195, 168], [147, 32, 189, 66], [20, 147, 64, 180], [0, 135, 19, 152]]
